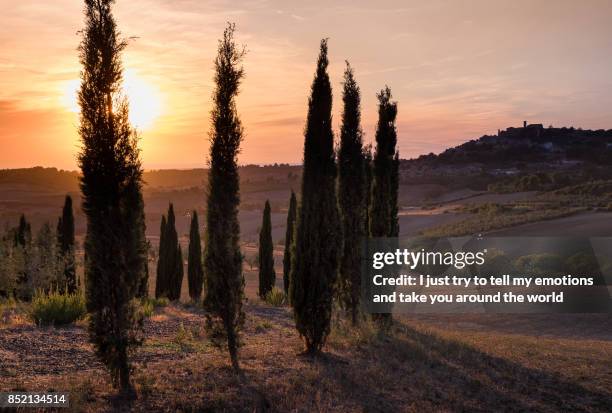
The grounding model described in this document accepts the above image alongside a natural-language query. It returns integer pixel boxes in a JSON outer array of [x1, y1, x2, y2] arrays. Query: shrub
[[265, 287, 286, 307], [29, 289, 86, 326], [140, 297, 169, 318]]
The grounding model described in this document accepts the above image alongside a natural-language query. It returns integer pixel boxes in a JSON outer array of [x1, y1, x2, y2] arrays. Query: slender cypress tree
[[203, 24, 246, 371], [258, 200, 275, 298], [14, 214, 31, 297], [290, 39, 341, 354], [78, 0, 147, 392], [337, 62, 366, 325], [15, 214, 31, 248], [155, 215, 167, 298], [363, 146, 373, 235], [166, 204, 181, 300], [369, 86, 399, 327], [172, 244, 183, 300], [57, 195, 77, 293], [157, 204, 181, 300], [282, 191, 297, 296], [187, 211, 204, 302]]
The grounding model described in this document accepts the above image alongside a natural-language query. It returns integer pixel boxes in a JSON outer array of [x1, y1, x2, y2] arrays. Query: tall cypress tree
[[369, 86, 399, 327], [363, 146, 373, 235], [283, 191, 297, 296], [155, 214, 167, 298], [187, 211, 204, 302], [203, 24, 246, 371], [337, 62, 366, 325], [78, 0, 147, 392], [258, 200, 275, 298], [290, 39, 341, 355], [57, 195, 77, 293]]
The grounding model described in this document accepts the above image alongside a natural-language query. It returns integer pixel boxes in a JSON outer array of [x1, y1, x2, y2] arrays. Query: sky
[[1, 0, 612, 170]]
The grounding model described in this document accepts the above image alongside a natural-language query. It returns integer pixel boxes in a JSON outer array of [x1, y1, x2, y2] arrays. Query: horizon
[[2, 0, 612, 169], [1, 120, 608, 172]]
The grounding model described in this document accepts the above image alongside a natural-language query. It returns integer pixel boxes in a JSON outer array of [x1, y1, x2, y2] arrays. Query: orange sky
[[1, 0, 612, 170]]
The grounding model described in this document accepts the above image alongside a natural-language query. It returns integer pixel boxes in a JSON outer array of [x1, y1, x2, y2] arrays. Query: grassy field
[[1, 300, 611, 412]]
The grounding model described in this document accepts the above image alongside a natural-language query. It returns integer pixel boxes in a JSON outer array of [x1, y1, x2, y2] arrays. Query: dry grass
[[0, 303, 610, 412]]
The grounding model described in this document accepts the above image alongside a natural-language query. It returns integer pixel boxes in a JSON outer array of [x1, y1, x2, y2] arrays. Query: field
[[1, 167, 612, 411], [2, 297, 611, 412]]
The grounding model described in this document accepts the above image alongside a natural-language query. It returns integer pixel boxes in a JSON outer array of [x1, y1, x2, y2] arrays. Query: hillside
[[2, 300, 611, 412]]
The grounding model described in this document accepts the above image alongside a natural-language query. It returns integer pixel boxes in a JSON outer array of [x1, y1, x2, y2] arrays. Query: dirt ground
[[1, 302, 611, 412]]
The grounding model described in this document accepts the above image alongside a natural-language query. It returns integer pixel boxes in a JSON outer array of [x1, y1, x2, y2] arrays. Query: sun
[[60, 69, 163, 130]]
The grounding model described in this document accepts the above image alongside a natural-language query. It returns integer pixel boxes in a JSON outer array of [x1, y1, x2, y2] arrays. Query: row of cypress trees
[[76, 0, 398, 390], [2, 197, 76, 299], [285, 41, 400, 352]]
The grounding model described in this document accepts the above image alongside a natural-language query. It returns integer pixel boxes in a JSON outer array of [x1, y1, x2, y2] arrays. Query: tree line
[[3, 0, 400, 394], [0, 196, 77, 300]]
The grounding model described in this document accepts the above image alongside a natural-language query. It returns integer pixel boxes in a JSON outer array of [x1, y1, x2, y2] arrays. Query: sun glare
[[60, 70, 162, 130]]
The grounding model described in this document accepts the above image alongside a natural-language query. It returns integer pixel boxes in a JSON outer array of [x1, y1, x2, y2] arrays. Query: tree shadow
[[315, 323, 612, 412]]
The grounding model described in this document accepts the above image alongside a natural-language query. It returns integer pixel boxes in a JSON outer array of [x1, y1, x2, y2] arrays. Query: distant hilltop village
[[403, 121, 612, 180]]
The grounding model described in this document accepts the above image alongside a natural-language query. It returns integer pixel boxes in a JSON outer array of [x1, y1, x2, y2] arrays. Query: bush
[[264, 287, 286, 307], [29, 289, 86, 326], [140, 297, 169, 318]]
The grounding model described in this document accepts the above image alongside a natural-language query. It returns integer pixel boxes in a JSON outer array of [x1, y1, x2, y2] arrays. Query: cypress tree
[[172, 244, 183, 301], [187, 211, 204, 302], [203, 23, 246, 371], [155, 215, 167, 298], [15, 214, 31, 248], [282, 191, 297, 296], [157, 204, 181, 301], [57, 195, 77, 293], [290, 39, 341, 355], [14, 214, 31, 297], [78, 0, 147, 392], [166, 204, 180, 301], [258, 200, 275, 298], [337, 62, 366, 325], [363, 146, 373, 235], [369, 86, 399, 327]]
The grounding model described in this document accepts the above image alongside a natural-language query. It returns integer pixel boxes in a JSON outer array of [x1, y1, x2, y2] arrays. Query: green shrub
[[264, 287, 286, 307], [29, 290, 86, 326], [140, 297, 170, 318]]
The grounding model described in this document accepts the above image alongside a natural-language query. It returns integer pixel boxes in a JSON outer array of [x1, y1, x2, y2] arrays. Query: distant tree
[[187, 211, 204, 302], [157, 204, 181, 301], [363, 145, 373, 234], [337, 62, 366, 325], [258, 200, 275, 298], [14, 214, 31, 298], [290, 39, 341, 355], [57, 195, 77, 293], [137, 236, 149, 298], [172, 244, 184, 300], [78, 0, 147, 392], [155, 215, 168, 298], [28, 222, 62, 292], [14, 214, 31, 248], [282, 191, 297, 296], [369, 86, 399, 328], [203, 23, 246, 371]]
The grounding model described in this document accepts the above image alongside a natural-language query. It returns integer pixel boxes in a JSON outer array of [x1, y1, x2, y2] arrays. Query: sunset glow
[[60, 70, 162, 130], [2, 0, 612, 169]]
